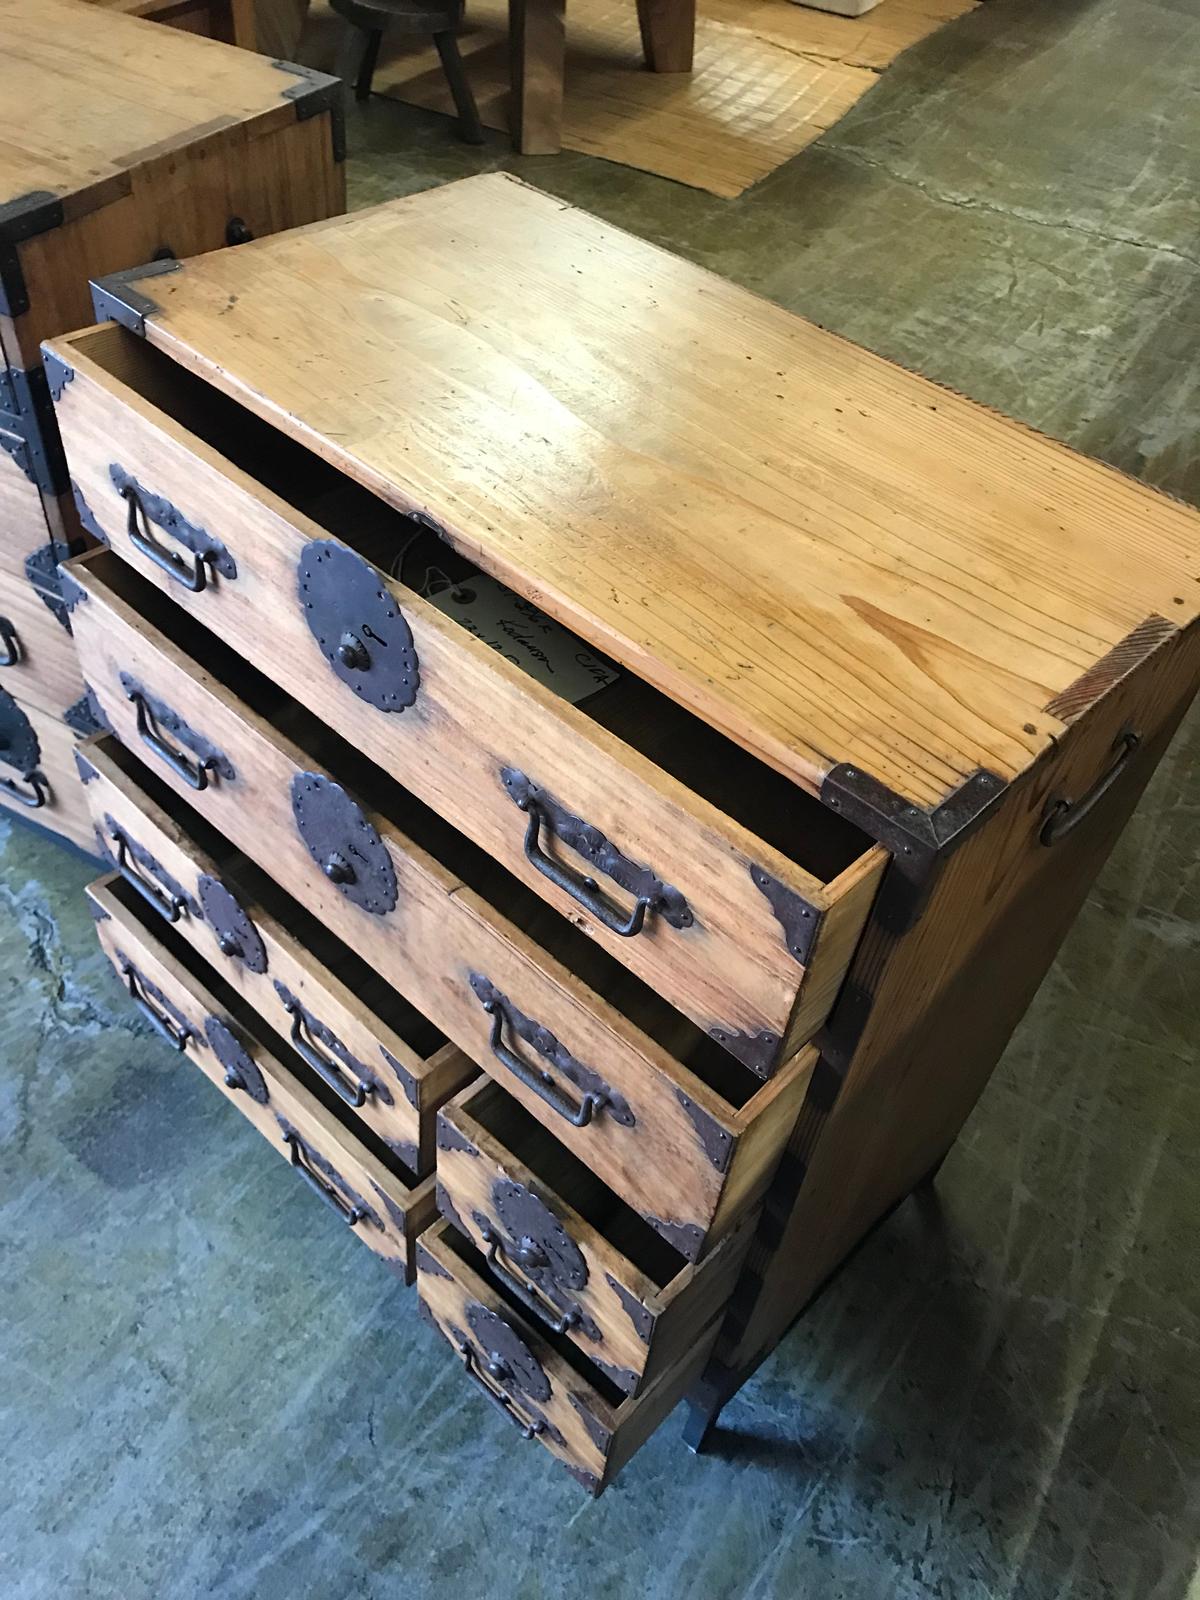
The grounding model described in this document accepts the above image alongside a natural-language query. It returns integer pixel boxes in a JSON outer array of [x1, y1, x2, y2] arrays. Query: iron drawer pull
[[456, 1339, 545, 1440], [128, 689, 216, 790], [0, 770, 47, 808], [520, 801, 652, 937], [110, 826, 187, 923], [283, 1131, 365, 1225], [123, 484, 209, 593], [122, 961, 193, 1052], [482, 999, 607, 1128], [283, 1000, 372, 1108], [479, 1224, 581, 1335], [0, 616, 21, 667], [1040, 730, 1140, 846]]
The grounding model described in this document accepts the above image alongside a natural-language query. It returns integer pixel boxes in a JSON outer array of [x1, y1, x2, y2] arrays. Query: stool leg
[[433, 30, 485, 143], [355, 28, 383, 102]]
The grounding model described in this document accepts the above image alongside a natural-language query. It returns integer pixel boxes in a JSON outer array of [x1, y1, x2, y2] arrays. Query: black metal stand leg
[[356, 29, 383, 102], [915, 1148, 949, 1193], [682, 1396, 723, 1454], [434, 30, 485, 143]]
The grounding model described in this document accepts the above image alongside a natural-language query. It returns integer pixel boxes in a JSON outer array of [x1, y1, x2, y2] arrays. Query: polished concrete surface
[[2, 0, 1197, 1594]]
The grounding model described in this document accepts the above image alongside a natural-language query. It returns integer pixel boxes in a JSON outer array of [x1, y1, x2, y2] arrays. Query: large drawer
[[87, 872, 438, 1281], [67, 550, 818, 1262], [417, 1218, 721, 1495], [0, 569, 85, 719], [77, 734, 476, 1174], [0, 686, 95, 852], [436, 1077, 754, 1397], [48, 322, 887, 1080]]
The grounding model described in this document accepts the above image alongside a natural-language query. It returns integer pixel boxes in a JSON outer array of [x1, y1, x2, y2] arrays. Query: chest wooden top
[[106, 174, 1200, 811], [0, 0, 306, 215]]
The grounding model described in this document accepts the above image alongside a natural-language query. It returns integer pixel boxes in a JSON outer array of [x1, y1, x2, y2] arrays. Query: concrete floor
[[3, 0, 1198, 1594]]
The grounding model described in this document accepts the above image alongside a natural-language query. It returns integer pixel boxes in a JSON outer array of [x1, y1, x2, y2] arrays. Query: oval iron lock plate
[[493, 1178, 588, 1291], [297, 541, 420, 712], [198, 873, 268, 973], [466, 1301, 551, 1403], [291, 772, 398, 916], [0, 687, 40, 777], [206, 1015, 269, 1104]]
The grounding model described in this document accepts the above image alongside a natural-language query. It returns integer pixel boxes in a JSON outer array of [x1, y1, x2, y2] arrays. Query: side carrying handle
[[482, 998, 607, 1128], [1040, 730, 1140, 846], [122, 961, 193, 1051], [479, 1224, 581, 1335], [283, 999, 373, 1109], [128, 688, 216, 791], [0, 616, 21, 667], [456, 1338, 545, 1440], [123, 483, 209, 592], [0, 770, 47, 809], [520, 800, 652, 938], [283, 1131, 365, 1226], [111, 826, 187, 923]]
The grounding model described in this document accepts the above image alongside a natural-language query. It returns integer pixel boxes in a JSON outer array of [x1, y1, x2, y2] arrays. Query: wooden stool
[[330, 0, 484, 142]]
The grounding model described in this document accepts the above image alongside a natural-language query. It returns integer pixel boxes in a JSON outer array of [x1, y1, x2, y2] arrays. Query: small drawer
[[48, 322, 887, 1079], [417, 1218, 722, 1495], [77, 734, 476, 1174], [87, 872, 438, 1281], [67, 551, 818, 1262], [0, 686, 96, 853], [436, 1078, 755, 1396], [0, 570, 85, 720]]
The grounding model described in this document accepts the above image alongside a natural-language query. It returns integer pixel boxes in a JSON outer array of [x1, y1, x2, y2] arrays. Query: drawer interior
[[94, 556, 792, 1113], [458, 1078, 688, 1288], [100, 738, 450, 1064], [75, 325, 875, 886], [105, 868, 423, 1192]]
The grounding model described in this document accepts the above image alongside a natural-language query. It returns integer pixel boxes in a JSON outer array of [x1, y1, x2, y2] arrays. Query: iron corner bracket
[[271, 60, 347, 162], [0, 191, 66, 318], [822, 764, 1007, 880], [0, 362, 70, 496], [90, 259, 182, 337]]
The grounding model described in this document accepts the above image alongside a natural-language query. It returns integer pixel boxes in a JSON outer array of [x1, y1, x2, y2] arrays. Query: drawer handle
[[122, 961, 193, 1052], [520, 801, 652, 937], [128, 689, 217, 791], [479, 1223, 582, 1335], [123, 483, 209, 593], [283, 1130, 366, 1225], [0, 616, 21, 667], [283, 999, 373, 1109], [110, 826, 188, 924], [0, 769, 47, 809], [456, 1338, 546, 1440], [1040, 730, 1140, 846], [482, 998, 607, 1128]]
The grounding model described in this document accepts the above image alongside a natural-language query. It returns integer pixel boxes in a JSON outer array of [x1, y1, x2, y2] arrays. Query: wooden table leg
[[637, 0, 695, 73], [509, 0, 566, 155]]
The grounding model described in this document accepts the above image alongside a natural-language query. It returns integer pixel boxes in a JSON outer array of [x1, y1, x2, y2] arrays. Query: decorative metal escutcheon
[[0, 686, 41, 777], [465, 1301, 551, 1403], [291, 771, 398, 915], [206, 1015, 269, 1104], [297, 541, 420, 712], [492, 1179, 588, 1291], [198, 873, 268, 973]]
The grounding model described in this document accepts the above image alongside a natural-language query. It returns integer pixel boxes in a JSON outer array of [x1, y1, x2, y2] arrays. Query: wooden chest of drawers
[[0, 0, 344, 848], [49, 175, 1200, 1493]]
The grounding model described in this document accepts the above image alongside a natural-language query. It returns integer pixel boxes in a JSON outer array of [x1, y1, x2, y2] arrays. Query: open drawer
[[418, 1218, 722, 1495], [436, 1078, 755, 1397], [88, 872, 438, 1280], [66, 550, 818, 1261], [48, 320, 886, 1079], [77, 734, 475, 1174]]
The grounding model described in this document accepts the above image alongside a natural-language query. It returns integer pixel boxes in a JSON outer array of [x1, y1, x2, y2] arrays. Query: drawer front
[[77, 736, 475, 1174], [437, 1080, 754, 1396], [0, 571, 85, 719], [417, 1219, 721, 1495], [49, 337, 886, 1077], [87, 874, 437, 1281], [0, 687, 95, 853], [68, 550, 818, 1259]]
